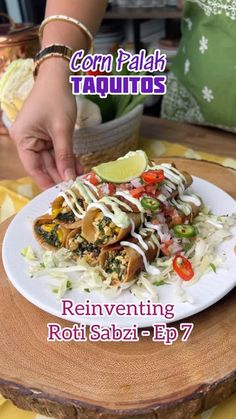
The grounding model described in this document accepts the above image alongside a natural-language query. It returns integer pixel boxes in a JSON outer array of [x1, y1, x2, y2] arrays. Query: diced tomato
[[108, 183, 116, 195], [130, 186, 145, 199], [118, 183, 133, 191], [161, 240, 173, 256], [163, 206, 175, 217], [172, 213, 183, 226], [97, 188, 104, 199], [145, 184, 157, 196], [164, 207, 183, 226], [173, 255, 194, 281], [151, 219, 160, 225], [141, 170, 164, 184], [84, 172, 100, 186], [97, 182, 116, 197]]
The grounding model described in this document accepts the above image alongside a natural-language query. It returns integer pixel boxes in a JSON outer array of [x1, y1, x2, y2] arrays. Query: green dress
[[161, 0, 236, 132]]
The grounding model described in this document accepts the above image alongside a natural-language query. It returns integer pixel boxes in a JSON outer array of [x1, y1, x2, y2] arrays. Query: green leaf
[[121, 94, 146, 116], [112, 94, 132, 118]]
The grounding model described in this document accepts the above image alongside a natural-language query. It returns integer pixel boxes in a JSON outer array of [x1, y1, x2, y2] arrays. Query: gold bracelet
[[33, 44, 73, 77], [39, 15, 94, 54]]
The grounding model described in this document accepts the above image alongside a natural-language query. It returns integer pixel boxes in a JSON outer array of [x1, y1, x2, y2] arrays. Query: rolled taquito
[[82, 206, 142, 247], [66, 227, 100, 266], [33, 215, 70, 251], [99, 234, 158, 284], [169, 194, 202, 226], [155, 163, 193, 201], [50, 177, 101, 229], [50, 193, 85, 230]]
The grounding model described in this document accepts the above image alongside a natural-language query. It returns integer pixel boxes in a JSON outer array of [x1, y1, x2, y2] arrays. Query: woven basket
[[73, 104, 143, 173]]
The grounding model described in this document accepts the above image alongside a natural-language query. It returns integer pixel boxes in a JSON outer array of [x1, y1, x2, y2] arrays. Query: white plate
[[2, 177, 236, 328]]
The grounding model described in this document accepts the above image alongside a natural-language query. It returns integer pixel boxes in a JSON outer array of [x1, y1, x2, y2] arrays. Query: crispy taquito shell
[[82, 208, 141, 246], [165, 164, 193, 199], [66, 227, 100, 266], [99, 237, 158, 284], [65, 226, 85, 251], [33, 215, 69, 251], [51, 195, 84, 230]]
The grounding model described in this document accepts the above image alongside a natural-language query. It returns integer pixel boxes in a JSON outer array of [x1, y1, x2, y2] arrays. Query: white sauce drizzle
[[82, 179, 99, 194], [115, 191, 144, 213], [144, 221, 168, 242], [163, 184, 174, 193], [164, 179, 176, 191], [157, 194, 167, 203], [151, 164, 186, 194], [66, 190, 85, 212], [108, 196, 132, 212], [179, 193, 201, 207], [130, 219, 148, 251], [120, 241, 160, 275], [171, 198, 191, 216], [163, 163, 186, 182], [58, 192, 84, 219], [88, 199, 130, 229], [73, 180, 97, 203], [148, 240, 155, 250], [151, 233, 161, 248]]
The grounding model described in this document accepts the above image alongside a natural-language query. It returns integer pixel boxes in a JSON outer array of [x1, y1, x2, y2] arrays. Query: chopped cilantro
[[209, 263, 216, 273], [153, 280, 166, 287], [66, 280, 73, 290]]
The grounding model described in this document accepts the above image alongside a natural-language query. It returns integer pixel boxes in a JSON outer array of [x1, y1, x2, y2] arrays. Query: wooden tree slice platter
[[0, 158, 236, 419]]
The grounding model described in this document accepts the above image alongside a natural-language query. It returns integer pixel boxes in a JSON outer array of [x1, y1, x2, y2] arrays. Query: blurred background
[[0, 0, 182, 116]]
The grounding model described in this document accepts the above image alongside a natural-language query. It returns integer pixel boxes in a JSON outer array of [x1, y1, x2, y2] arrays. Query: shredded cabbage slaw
[[21, 207, 236, 303]]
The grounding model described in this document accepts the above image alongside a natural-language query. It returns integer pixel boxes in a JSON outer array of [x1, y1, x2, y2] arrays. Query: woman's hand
[[10, 60, 79, 190]]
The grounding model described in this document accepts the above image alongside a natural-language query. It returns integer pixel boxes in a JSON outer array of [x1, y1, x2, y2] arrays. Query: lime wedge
[[93, 150, 148, 183]]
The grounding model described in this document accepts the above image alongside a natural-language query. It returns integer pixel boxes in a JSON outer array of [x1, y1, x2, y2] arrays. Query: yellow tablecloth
[[0, 138, 236, 419]]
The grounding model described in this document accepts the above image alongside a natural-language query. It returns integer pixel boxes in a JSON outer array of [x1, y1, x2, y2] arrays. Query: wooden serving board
[[0, 158, 236, 419]]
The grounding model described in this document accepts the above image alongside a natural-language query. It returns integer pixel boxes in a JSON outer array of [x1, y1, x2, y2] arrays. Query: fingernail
[[64, 168, 76, 181]]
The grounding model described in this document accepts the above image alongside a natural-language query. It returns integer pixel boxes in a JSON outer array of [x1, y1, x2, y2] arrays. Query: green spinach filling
[[95, 216, 118, 245], [103, 251, 128, 280], [35, 224, 61, 248], [57, 198, 84, 223], [57, 211, 76, 223], [75, 240, 100, 258]]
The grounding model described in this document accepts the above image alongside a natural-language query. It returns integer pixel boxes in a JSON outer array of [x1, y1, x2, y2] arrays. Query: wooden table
[[1, 116, 235, 181]]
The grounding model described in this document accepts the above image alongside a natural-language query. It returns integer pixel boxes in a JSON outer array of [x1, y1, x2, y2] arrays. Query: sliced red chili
[[141, 170, 164, 184], [173, 255, 194, 281]]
